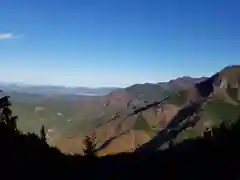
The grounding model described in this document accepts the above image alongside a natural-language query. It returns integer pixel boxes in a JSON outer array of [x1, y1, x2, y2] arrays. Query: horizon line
[[0, 75, 210, 89]]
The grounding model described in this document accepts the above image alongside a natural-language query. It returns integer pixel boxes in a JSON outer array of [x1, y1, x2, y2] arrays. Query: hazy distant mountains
[[0, 76, 207, 98], [0, 83, 120, 96]]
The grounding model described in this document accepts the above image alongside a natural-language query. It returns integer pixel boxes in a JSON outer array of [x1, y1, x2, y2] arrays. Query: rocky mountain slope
[[54, 65, 240, 155], [2, 75, 203, 138]]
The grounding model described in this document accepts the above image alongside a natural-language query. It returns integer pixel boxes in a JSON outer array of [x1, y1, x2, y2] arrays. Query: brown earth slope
[[54, 65, 240, 155]]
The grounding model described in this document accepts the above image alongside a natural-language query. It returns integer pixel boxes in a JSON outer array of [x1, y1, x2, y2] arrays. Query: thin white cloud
[[0, 33, 23, 39], [0, 33, 13, 39]]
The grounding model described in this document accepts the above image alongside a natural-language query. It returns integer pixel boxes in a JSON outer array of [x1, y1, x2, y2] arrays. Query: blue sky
[[0, 0, 239, 87]]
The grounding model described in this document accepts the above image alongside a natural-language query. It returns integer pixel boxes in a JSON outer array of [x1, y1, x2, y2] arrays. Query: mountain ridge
[[0, 83, 120, 96], [2, 65, 239, 155], [54, 65, 240, 155]]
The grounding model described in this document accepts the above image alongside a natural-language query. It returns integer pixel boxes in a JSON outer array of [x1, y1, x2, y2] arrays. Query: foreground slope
[[1, 94, 240, 180]]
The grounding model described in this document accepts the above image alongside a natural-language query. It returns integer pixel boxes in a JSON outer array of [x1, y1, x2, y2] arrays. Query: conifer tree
[[40, 125, 46, 142], [168, 140, 174, 149], [83, 132, 97, 157], [0, 95, 18, 131]]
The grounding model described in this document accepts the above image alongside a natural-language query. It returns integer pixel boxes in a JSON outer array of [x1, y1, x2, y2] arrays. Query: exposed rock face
[[219, 78, 228, 89], [156, 104, 179, 127], [217, 66, 240, 101]]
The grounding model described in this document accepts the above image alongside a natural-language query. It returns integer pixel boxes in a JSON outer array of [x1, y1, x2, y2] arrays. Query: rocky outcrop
[[219, 78, 228, 89]]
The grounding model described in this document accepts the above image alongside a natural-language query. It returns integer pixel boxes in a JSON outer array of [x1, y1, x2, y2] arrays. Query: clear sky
[[0, 0, 239, 87]]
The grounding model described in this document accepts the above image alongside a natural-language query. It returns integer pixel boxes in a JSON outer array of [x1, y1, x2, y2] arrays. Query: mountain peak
[[219, 65, 240, 78]]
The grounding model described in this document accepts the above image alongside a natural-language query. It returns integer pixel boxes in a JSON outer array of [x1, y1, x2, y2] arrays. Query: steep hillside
[[126, 83, 170, 102], [173, 66, 240, 143], [75, 65, 240, 156]]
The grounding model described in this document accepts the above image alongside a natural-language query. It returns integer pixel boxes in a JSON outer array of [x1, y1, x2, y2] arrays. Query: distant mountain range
[[0, 83, 120, 96], [0, 76, 208, 98], [2, 65, 239, 156]]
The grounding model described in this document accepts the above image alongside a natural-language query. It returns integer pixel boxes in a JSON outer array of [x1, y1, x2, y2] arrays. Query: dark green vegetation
[[11, 101, 85, 136], [126, 83, 172, 101], [167, 90, 189, 106], [3, 92, 101, 137], [175, 126, 200, 142], [1, 94, 240, 179], [227, 87, 240, 102], [205, 99, 240, 126], [133, 115, 156, 137], [133, 114, 150, 131], [175, 99, 240, 142]]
